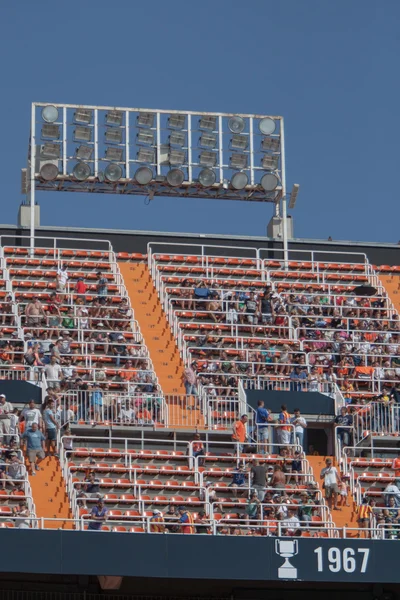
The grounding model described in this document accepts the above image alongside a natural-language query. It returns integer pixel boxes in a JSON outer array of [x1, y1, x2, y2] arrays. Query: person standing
[[255, 400, 271, 455], [250, 458, 268, 501], [20, 400, 42, 432], [88, 498, 108, 531], [277, 404, 291, 445], [291, 408, 307, 448], [43, 399, 60, 457], [56, 264, 69, 302], [232, 414, 248, 453], [320, 458, 341, 510], [0, 394, 13, 445], [178, 506, 195, 534], [21, 422, 45, 476]]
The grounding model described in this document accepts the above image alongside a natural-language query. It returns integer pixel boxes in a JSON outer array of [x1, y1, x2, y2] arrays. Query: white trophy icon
[[275, 539, 298, 579]]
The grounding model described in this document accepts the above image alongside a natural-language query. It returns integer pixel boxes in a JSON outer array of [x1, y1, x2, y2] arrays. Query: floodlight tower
[[25, 102, 292, 261]]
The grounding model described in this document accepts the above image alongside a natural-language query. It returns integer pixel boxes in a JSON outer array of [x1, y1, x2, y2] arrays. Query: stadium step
[[119, 262, 204, 428], [28, 455, 73, 528], [379, 274, 400, 312]]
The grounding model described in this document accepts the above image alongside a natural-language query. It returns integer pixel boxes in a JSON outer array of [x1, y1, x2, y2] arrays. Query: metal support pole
[[30, 103, 36, 255], [280, 117, 288, 267]]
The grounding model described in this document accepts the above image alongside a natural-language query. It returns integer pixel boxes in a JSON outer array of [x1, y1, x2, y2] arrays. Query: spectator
[[320, 458, 341, 510], [20, 399, 42, 431], [83, 472, 101, 496], [88, 498, 108, 531], [338, 480, 350, 507], [245, 490, 261, 523], [195, 509, 209, 534], [277, 404, 291, 445], [289, 450, 302, 485], [281, 508, 301, 536], [56, 264, 69, 301], [5, 452, 25, 486], [289, 365, 307, 391], [164, 504, 179, 533], [96, 272, 108, 301], [271, 464, 286, 489], [334, 406, 353, 447], [75, 277, 87, 296], [357, 498, 373, 538], [21, 422, 45, 476], [232, 414, 248, 452], [44, 356, 63, 389], [190, 433, 205, 466], [178, 506, 195, 534], [25, 297, 46, 327], [291, 408, 307, 448], [392, 452, 400, 478], [150, 509, 165, 533], [255, 400, 270, 455], [0, 394, 12, 444], [384, 479, 400, 507], [250, 458, 268, 500], [229, 464, 247, 497], [43, 399, 59, 456], [183, 363, 198, 399]]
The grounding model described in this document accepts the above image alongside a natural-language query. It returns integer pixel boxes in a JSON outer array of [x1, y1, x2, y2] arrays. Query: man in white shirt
[[56, 264, 69, 299], [0, 394, 13, 444], [281, 509, 301, 535], [320, 458, 341, 510], [384, 480, 400, 507], [291, 408, 307, 449], [44, 357, 63, 389], [21, 399, 42, 431]]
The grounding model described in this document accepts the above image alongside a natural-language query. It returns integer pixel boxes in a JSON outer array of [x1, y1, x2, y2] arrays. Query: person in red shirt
[[190, 433, 205, 466], [75, 278, 87, 296], [392, 452, 400, 478], [232, 415, 248, 453], [178, 507, 195, 534]]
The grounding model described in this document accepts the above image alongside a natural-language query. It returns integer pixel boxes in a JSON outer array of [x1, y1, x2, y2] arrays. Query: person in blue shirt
[[289, 365, 307, 391], [255, 400, 270, 455], [229, 464, 247, 497], [88, 498, 108, 531], [22, 422, 45, 476]]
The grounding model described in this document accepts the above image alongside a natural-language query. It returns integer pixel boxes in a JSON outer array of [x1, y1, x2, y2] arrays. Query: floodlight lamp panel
[[198, 168, 216, 187], [76, 145, 93, 160], [261, 136, 280, 152], [74, 126, 92, 142], [230, 153, 248, 169], [169, 131, 186, 147], [168, 114, 185, 129], [199, 116, 217, 131], [231, 172, 248, 190], [73, 162, 91, 181], [41, 143, 60, 159], [199, 132, 217, 149], [137, 112, 155, 128], [228, 116, 245, 134], [40, 163, 59, 181], [135, 166, 153, 185], [261, 154, 279, 170], [166, 168, 185, 187], [137, 148, 155, 163], [41, 105, 59, 123], [199, 151, 217, 167], [169, 149, 186, 166], [230, 134, 248, 150], [74, 109, 93, 124], [105, 128, 123, 144], [137, 130, 154, 145], [41, 124, 60, 140], [259, 117, 276, 135], [105, 110, 123, 126], [260, 173, 279, 192], [104, 162, 123, 182], [105, 147, 124, 162]]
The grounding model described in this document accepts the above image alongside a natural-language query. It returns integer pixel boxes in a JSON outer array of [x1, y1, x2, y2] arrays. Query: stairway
[[118, 262, 204, 428], [380, 274, 400, 312], [306, 454, 358, 536], [28, 456, 73, 529]]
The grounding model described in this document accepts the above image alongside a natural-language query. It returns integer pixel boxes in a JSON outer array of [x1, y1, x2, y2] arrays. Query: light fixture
[[259, 117, 276, 135], [40, 163, 59, 181], [261, 136, 280, 152], [137, 112, 154, 127], [105, 128, 122, 144], [166, 168, 184, 187], [169, 149, 186, 166], [230, 134, 248, 150], [73, 162, 91, 181], [231, 172, 248, 190], [74, 109, 93, 124], [199, 116, 217, 130], [105, 110, 123, 126], [137, 130, 154, 145], [169, 131, 185, 146], [137, 148, 155, 163], [230, 153, 247, 169], [198, 168, 216, 187], [199, 132, 217, 149], [76, 145, 93, 160], [168, 114, 185, 129], [288, 183, 300, 209], [135, 166, 153, 185], [199, 151, 217, 167], [41, 105, 58, 123], [261, 154, 279, 170], [105, 147, 123, 162], [41, 124, 60, 139], [104, 163, 123, 182], [74, 126, 92, 142], [228, 116, 245, 134], [41, 143, 60, 159], [261, 173, 279, 192]]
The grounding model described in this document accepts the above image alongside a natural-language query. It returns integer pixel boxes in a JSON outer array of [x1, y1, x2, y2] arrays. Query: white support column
[[30, 103, 36, 254], [280, 117, 288, 267]]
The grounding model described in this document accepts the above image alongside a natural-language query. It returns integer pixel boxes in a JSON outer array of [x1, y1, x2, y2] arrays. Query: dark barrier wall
[[0, 380, 41, 405], [0, 530, 398, 583], [0, 225, 399, 266], [246, 389, 335, 415]]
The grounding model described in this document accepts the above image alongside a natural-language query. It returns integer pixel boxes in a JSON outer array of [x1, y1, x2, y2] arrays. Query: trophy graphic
[[275, 539, 298, 579]]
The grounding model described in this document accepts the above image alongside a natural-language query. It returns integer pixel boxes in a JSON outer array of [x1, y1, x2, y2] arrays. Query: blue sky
[[1, 1, 399, 243]]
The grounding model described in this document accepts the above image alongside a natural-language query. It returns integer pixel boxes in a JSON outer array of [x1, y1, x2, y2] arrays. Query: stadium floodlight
[[198, 168, 216, 187], [199, 151, 217, 167], [168, 114, 185, 129], [199, 132, 217, 149], [104, 163, 123, 182], [169, 131, 185, 146], [41, 105, 58, 123], [74, 126, 92, 142], [261, 136, 280, 152], [40, 163, 59, 181], [231, 172, 248, 190], [41, 124, 60, 140], [261, 173, 279, 192], [230, 134, 248, 150], [259, 117, 276, 135], [105, 147, 123, 162], [73, 162, 91, 181], [76, 145, 93, 160], [230, 153, 247, 169], [199, 116, 217, 130], [74, 109, 93, 124], [105, 110, 123, 126], [288, 183, 300, 209], [137, 147, 155, 163], [137, 130, 154, 145], [261, 154, 279, 170], [166, 168, 185, 187], [105, 128, 123, 144], [137, 112, 154, 128], [135, 166, 153, 185], [228, 116, 245, 134], [41, 143, 60, 159], [169, 149, 186, 166]]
